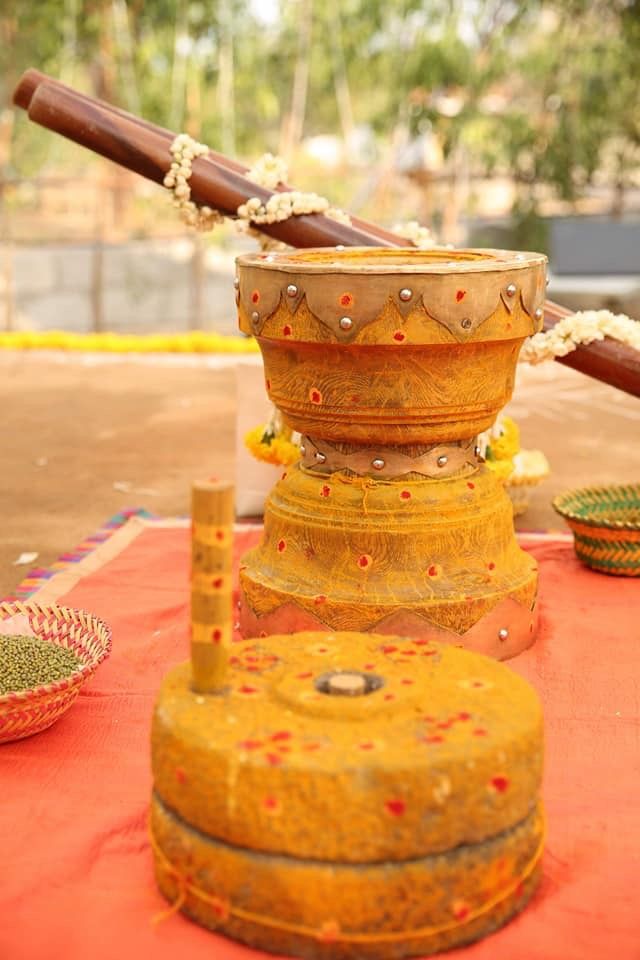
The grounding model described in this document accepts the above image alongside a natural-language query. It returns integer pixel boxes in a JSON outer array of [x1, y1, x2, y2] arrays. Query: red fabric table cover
[[2, 526, 640, 960]]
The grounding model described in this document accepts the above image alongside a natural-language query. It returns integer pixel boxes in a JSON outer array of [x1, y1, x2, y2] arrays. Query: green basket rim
[[552, 483, 640, 532]]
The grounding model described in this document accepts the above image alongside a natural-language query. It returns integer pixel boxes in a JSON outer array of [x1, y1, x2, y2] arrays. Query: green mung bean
[[0, 635, 81, 694]]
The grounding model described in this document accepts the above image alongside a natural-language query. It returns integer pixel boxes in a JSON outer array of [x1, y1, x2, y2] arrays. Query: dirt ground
[[1, 350, 639, 597]]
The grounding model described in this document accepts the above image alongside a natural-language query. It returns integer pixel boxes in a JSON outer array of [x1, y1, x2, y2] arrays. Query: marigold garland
[[244, 424, 301, 467]]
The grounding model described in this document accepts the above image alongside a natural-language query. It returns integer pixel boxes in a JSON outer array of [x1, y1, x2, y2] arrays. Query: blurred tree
[[1, 0, 638, 226]]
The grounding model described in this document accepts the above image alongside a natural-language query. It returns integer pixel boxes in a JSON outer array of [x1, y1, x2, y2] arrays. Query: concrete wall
[[1, 238, 239, 334]]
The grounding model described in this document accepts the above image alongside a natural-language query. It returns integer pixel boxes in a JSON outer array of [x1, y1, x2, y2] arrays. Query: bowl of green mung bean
[[0, 601, 111, 743]]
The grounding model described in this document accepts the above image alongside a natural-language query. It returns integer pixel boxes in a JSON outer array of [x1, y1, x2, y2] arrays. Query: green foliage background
[[1, 0, 639, 230]]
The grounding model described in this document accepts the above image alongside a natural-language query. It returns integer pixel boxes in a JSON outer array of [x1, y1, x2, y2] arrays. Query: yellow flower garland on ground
[[0, 331, 259, 354]]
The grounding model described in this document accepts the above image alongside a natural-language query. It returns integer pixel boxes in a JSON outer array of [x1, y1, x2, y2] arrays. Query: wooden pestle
[[542, 301, 640, 397], [13, 69, 402, 248], [13, 70, 640, 397], [26, 81, 391, 249], [190, 481, 235, 694]]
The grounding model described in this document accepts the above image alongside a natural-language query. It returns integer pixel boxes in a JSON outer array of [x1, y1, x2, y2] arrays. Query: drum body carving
[[237, 248, 547, 659]]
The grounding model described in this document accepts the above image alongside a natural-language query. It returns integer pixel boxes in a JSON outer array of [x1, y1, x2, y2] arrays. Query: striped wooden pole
[[190, 481, 234, 693]]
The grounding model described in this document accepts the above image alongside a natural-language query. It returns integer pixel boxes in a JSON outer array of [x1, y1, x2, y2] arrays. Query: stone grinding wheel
[[151, 631, 544, 959]]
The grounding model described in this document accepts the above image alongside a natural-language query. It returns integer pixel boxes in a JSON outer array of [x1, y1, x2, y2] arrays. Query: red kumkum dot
[[320, 485, 331, 497], [490, 775, 510, 793], [211, 576, 223, 589], [270, 731, 292, 742], [211, 898, 230, 920], [251, 290, 260, 303], [385, 798, 406, 817], [456, 290, 466, 302], [309, 388, 323, 404], [400, 489, 411, 500], [283, 324, 292, 336], [277, 539, 286, 553], [263, 795, 280, 811], [393, 330, 406, 342], [357, 554, 372, 569], [215, 529, 225, 541], [381, 645, 397, 654], [452, 900, 470, 921], [339, 293, 353, 307], [488, 562, 496, 571], [427, 564, 440, 577], [175, 767, 187, 784], [318, 921, 341, 944], [467, 481, 475, 489], [238, 684, 259, 695], [211, 628, 222, 643], [314, 595, 327, 605]]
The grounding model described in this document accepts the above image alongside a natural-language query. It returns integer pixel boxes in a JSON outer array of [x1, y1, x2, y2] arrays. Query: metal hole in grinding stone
[[315, 670, 384, 697]]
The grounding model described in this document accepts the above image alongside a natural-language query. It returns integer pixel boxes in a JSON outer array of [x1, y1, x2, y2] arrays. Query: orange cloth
[[2, 527, 639, 960]]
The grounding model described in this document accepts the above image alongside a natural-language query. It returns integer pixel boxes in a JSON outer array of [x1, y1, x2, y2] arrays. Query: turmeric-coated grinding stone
[[150, 631, 544, 958]]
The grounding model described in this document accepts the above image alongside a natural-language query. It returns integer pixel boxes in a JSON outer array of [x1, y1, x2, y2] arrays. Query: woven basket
[[0, 601, 111, 744], [552, 483, 640, 577]]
